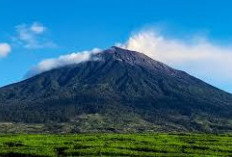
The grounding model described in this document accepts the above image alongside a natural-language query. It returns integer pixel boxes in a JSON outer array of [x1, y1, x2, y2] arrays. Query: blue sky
[[0, 0, 232, 93]]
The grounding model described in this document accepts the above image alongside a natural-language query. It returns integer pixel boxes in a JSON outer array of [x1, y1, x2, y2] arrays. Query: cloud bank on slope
[[119, 30, 232, 92], [0, 43, 11, 58], [26, 29, 232, 92], [26, 48, 101, 77]]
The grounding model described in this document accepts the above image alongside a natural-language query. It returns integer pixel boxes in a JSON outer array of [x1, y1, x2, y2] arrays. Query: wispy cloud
[[30, 22, 46, 34], [13, 22, 56, 49], [26, 48, 101, 77], [0, 43, 11, 58], [118, 29, 232, 92]]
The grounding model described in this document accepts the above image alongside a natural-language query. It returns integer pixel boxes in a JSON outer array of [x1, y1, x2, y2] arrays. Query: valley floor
[[0, 133, 232, 156]]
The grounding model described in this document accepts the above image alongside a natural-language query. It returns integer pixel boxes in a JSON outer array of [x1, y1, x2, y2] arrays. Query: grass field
[[0, 133, 232, 157]]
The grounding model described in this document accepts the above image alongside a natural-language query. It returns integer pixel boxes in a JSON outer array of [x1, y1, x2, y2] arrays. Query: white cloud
[[119, 30, 232, 92], [30, 22, 46, 34], [14, 22, 56, 49], [26, 48, 101, 77], [0, 43, 11, 58]]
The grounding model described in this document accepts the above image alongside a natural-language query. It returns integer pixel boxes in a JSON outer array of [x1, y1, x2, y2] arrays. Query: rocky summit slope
[[0, 46, 232, 133]]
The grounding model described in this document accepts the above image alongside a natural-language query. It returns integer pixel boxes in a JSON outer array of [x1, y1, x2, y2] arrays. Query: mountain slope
[[0, 46, 232, 133]]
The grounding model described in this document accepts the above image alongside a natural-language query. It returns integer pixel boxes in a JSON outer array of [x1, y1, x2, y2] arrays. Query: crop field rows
[[0, 133, 232, 156]]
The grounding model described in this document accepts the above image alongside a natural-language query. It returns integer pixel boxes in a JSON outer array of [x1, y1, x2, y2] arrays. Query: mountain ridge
[[0, 46, 232, 133]]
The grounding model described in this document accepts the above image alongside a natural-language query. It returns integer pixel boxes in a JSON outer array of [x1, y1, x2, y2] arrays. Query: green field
[[0, 133, 232, 157]]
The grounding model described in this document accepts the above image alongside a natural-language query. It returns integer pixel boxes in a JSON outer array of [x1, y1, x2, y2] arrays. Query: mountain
[[0, 46, 232, 133]]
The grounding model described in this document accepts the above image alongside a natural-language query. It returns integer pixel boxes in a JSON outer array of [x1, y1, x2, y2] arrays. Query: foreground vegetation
[[0, 133, 232, 156]]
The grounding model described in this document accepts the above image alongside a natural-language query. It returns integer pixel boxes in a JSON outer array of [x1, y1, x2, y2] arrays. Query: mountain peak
[[96, 46, 174, 75], [98, 46, 151, 64]]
